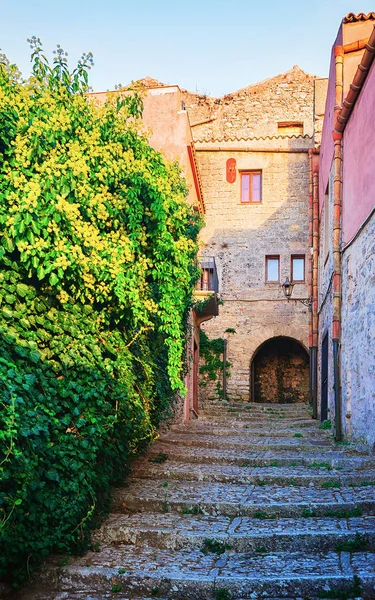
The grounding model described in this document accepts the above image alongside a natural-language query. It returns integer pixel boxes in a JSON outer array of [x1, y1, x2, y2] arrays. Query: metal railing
[[196, 257, 219, 293]]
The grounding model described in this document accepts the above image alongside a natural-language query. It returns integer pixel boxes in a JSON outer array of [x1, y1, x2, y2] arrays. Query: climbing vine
[[0, 39, 201, 584], [199, 329, 231, 399]]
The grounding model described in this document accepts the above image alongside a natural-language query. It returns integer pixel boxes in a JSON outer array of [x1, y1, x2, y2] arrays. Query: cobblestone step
[[203, 401, 310, 410], [196, 415, 318, 425], [146, 442, 371, 468], [199, 408, 313, 417], [170, 423, 325, 436], [93, 512, 375, 553], [29, 546, 375, 599], [131, 458, 375, 487], [160, 431, 338, 452], [112, 479, 375, 517]]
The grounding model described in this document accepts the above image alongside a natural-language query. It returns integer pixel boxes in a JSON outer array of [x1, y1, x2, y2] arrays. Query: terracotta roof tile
[[343, 12, 375, 23]]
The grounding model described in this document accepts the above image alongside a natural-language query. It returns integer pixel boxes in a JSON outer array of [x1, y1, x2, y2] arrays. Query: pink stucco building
[[317, 12, 375, 449]]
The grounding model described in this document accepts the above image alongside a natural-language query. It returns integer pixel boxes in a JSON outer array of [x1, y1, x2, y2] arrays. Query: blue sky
[[1, 1, 374, 96]]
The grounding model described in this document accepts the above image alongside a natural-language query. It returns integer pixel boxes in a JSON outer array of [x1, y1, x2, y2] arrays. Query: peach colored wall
[[319, 41, 340, 211], [342, 19, 375, 45], [141, 88, 197, 205], [342, 58, 375, 244]]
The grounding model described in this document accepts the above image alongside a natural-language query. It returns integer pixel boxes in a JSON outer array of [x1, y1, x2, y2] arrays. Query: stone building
[[318, 12, 375, 449], [92, 67, 325, 409], [91, 12, 375, 433], [183, 66, 321, 404]]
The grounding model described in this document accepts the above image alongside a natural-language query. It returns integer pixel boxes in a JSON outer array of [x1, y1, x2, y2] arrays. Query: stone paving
[[15, 401, 375, 599]]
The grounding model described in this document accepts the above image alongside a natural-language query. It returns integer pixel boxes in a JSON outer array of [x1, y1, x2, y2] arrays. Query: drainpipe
[[332, 134, 343, 442], [331, 45, 344, 442], [312, 165, 319, 420], [308, 150, 314, 411], [308, 149, 319, 418]]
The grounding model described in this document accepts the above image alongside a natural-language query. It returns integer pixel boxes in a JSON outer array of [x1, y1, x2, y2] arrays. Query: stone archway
[[251, 336, 309, 403]]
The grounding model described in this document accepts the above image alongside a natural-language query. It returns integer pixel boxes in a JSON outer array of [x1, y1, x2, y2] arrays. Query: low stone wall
[[341, 211, 375, 452]]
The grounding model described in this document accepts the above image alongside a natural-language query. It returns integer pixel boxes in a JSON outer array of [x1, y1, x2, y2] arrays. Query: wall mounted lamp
[[281, 278, 312, 308]]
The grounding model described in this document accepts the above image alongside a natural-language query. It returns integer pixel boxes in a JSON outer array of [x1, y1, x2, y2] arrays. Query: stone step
[[93, 511, 375, 554], [198, 414, 317, 425], [200, 413, 316, 424], [132, 458, 375, 487], [201, 406, 312, 417], [203, 401, 310, 410], [112, 479, 375, 518], [160, 432, 339, 452], [201, 408, 313, 418], [200, 404, 312, 413], [31, 546, 375, 599], [171, 424, 329, 437], [146, 442, 371, 468]]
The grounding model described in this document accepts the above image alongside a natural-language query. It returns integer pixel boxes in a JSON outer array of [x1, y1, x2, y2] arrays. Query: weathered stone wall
[[196, 143, 311, 402], [183, 66, 315, 142], [317, 166, 336, 422], [191, 67, 316, 404], [341, 211, 375, 451]]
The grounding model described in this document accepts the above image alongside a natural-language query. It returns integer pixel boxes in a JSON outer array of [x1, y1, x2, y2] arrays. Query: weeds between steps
[[182, 505, 204, 515], [349, 480, 375, 487], [149, 452, 169, 464], [321, 481, 341, 488], [301, 507, 363, 518], [253, 510, 277, 520], [308, 462, 333, 470], [215, 589, 232, 600], [319, 419, 332, 430], [317, 575, 362, 599], [201, 538, 232, 555], [334, 533, 371, 552]]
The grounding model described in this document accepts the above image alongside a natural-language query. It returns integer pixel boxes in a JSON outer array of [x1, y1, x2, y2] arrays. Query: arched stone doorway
[[251, 336, 309, 403]]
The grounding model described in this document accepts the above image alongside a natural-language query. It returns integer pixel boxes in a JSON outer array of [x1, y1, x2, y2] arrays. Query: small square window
[[241, 171, 262, 203], [266, 256, 280, 282], [291, 255, 305, 282]]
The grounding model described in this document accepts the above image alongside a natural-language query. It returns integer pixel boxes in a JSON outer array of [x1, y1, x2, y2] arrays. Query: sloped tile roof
[[343, 12, 375, 23]]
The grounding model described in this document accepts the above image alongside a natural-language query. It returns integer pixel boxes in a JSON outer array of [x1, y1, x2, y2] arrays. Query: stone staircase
[[17, 401, 375, 600]]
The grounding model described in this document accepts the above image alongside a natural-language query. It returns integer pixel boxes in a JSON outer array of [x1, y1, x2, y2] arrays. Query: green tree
[[0, 39, 201, 584]]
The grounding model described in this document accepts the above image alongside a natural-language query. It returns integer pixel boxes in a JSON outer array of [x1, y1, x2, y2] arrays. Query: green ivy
[[0, 40, 201, 585], [199, 330, 229, 399]]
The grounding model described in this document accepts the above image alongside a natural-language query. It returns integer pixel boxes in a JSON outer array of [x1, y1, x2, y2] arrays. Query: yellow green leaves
[[0, 40, 201, 393]]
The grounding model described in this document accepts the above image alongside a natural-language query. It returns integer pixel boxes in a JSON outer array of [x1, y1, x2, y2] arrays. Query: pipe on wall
[[332, 135, 343, 441], [311, 168, 320, 420], [330, 41, 345, 442]]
